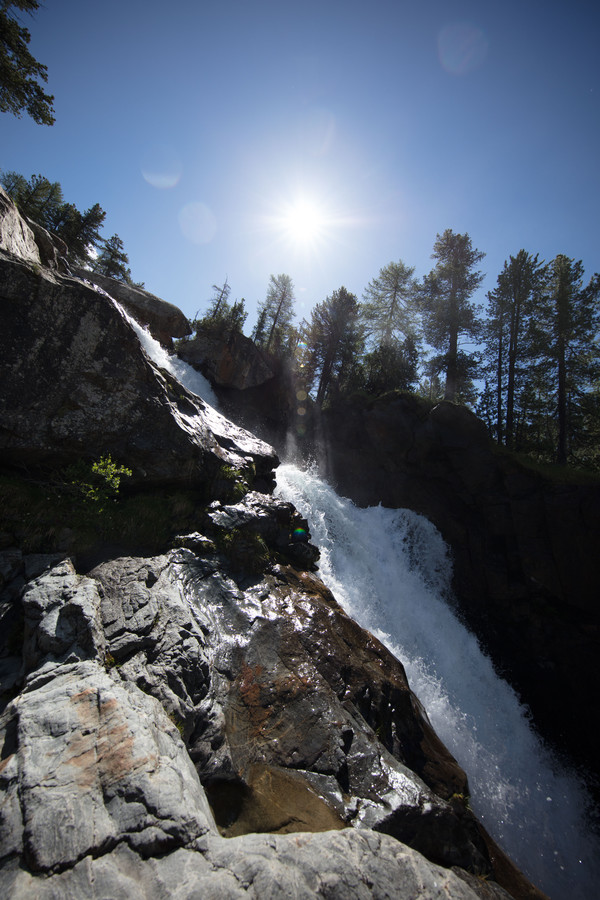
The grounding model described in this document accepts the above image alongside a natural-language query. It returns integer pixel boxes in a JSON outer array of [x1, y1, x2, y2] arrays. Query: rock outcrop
[[75, 267, 192, 348], [0, 249, 276, 491], [0, 519, 533, 898], [0, 186, 41, 266], [178, 328, 277, 390]]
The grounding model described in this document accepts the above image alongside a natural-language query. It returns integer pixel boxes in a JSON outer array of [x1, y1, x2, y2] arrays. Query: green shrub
[[65, 455, 132, 511]]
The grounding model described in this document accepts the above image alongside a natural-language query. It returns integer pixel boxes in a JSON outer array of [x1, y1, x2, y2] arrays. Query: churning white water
[[115, 301, 598, 899], [275, 463, 599, 900], [127, 314, 220, 407]]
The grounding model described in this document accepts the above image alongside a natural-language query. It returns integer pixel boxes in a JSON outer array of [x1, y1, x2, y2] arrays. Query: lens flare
[[141, 143, 182, 189], [438, 22, 488, 75], [179, 202, 217, 244]]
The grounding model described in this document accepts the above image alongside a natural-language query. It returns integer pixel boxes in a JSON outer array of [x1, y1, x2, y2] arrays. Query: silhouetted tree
[[536, 255, 600, 464], [303, 287, 363, 406], [92, 234, 132, 283], [360, 337, 419, 395], [0, 1, 54, 125], [481, 250, 545, 447], [421, 229, 485, 401], [254, 274, 295, 353]]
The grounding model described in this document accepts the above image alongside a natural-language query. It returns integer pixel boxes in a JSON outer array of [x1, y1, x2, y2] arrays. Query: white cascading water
[[120, 306, 598, 900], [275, 463, 599, 900]]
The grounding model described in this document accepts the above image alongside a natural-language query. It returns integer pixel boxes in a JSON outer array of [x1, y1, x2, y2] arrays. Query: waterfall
[[275, 463, 599, 900], [127, 316, 220, 408], [119, 308, 598, 899]]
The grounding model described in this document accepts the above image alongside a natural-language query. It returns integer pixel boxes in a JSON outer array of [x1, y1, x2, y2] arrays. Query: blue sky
[[2, 0, 598, 332]]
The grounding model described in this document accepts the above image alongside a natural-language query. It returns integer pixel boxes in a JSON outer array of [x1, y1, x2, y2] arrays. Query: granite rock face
[[0, 183, 539, 899], [178, 328, 276, 390], [0, 250, 276, 488], [0, 524, 527, 899], [0, 186, 41, 266]]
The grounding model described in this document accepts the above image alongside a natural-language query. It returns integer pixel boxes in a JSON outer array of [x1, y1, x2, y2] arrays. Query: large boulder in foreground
[[0, 250, 277, 489], [0, 518, 536, 898]]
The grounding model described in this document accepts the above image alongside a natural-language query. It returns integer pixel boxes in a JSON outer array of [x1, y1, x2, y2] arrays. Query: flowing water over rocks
[[275, 464, 600, 900]]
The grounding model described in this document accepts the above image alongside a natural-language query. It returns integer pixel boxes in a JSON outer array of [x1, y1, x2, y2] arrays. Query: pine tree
[[421, 229, 485, 401], [0, 170, 105, 263], [536, 255, 600, 465], [362, 260, 421, 349], [92, 234, 132, 283], [481, 250, 545, 447], [0, 1, 55, 125], [303, 287, 363, 406], [254, 274, 295, 353]]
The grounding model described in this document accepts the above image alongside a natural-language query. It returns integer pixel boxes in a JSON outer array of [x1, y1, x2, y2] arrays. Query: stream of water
[[275, 463, 599, 900]]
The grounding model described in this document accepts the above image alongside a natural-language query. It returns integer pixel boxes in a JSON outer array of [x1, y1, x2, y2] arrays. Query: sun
[[282, 198, 326, 244], [273, 194, 332, 251]]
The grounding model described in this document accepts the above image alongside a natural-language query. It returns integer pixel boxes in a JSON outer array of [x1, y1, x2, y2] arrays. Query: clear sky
[[2, 0, 598, 332]]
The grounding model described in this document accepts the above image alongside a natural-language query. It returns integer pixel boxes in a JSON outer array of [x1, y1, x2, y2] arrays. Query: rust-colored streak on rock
[[67, 685, 153, 789]]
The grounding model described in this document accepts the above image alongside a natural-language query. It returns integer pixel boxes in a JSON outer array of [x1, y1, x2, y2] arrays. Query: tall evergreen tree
[[0, 170, 105, 263], [254, 274, 295, 353], [0, 1, 55, 125], [536, 255, 600, 465], [421, 229, 485, 401], [92, 234, 132, 283], [481, 250, 545, 447], [303, 287, 363, 406], [362, 260, 420, 349]]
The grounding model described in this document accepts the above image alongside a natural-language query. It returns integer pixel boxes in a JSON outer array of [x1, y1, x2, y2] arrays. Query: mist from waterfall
[[275, 463, 599, 900], [122, 310, 598, 899]]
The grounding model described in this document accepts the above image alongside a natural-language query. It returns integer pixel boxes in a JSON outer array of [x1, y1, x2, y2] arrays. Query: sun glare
[[282, 198, 326, 245], [257, 185, 358, 260]]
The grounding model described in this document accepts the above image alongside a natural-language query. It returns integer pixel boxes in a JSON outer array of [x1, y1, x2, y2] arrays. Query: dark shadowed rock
[[178, 328, 275, 389]]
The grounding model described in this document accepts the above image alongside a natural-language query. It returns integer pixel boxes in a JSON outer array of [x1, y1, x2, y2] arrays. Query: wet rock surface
[[0, 499, 541, 897]]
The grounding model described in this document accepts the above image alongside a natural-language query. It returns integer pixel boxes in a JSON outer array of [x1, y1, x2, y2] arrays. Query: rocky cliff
[[0, 189, 542, 897]]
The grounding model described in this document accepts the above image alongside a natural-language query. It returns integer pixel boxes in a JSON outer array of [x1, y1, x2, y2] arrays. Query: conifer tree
[[536, 255, 600, 464], [421, 229, 485, 401], [0, 1, 55, 125], [0, 170, 105, 263], [92, 234, 132, 283], [481, 250, 545, 447], [254, 274, 295, 353], [362, 260, 420, 349], [303, 287, 363, 407]]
